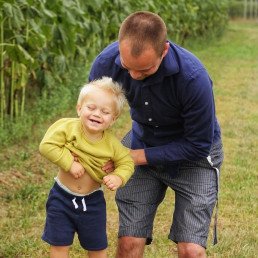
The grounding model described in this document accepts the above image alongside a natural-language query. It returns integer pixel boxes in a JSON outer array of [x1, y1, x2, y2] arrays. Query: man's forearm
[[130, 149, 147, 165]]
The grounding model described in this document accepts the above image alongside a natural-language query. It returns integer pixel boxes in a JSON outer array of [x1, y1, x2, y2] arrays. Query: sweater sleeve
[[39, 119, 74, 172], [109, 136, 135, 186]]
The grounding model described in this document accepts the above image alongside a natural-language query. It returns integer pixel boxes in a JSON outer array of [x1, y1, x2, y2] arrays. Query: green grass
[[0, 19, 257, 257]]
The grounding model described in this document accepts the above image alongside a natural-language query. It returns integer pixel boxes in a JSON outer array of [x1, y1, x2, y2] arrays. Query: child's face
[[77, 88, 117, 137]]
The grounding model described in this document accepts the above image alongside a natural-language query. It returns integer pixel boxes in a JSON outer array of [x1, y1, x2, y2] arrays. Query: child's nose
[[93, 109, 101, 116]]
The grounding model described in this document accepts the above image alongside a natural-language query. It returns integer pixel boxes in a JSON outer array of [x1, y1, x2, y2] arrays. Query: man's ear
[[162, 42, 169, 58]]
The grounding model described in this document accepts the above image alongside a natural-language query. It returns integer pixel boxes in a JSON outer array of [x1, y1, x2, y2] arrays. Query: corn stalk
[[10, 57, 15, 121], [18, 63, 28, 117], [0, 14, 5, 127]]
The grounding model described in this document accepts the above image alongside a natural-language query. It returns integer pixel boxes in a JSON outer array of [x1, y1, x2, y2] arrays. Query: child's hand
[[103, 175, 122, 191], [69, 161, 85, 179]]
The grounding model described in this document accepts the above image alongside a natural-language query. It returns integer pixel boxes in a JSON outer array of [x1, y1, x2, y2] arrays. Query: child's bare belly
[[57, 169, 101, 194]]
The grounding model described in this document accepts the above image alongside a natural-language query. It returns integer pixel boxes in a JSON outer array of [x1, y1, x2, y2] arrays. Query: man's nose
[[129, 70, 143, 79]]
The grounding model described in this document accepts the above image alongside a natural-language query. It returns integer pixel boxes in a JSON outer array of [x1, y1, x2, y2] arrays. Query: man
[[89, 11, 223, 258]]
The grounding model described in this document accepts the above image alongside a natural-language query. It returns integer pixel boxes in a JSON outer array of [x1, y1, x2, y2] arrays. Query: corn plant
[[0, 9, 5, 127], [0, 1, 35, 125], [0, 0, 229, 132]]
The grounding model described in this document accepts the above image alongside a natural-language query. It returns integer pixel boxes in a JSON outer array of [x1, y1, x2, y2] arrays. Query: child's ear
[[76, 105, 81, 116], [110, 115, 118, 127]]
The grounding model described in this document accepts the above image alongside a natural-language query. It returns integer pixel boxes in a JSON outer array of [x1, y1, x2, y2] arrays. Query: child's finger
[[103, 176, 110, 184]]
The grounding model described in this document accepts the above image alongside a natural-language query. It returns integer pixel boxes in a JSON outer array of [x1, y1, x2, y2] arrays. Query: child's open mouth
[[90, 119, 101, 124]]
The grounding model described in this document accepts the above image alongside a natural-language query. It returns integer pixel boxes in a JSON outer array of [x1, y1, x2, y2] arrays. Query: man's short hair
[[118, 11, 167, 57]]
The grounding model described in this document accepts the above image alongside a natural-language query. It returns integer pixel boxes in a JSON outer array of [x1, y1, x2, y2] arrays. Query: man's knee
[[177, 242, 206, 258], [116, 237, 145, 257]]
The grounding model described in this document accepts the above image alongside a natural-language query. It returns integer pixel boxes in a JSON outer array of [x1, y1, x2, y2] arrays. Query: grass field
[[0, 19, 257, 257]]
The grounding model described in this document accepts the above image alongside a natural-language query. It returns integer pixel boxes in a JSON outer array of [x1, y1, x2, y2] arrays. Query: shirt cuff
[[145, 147, 165, 165]]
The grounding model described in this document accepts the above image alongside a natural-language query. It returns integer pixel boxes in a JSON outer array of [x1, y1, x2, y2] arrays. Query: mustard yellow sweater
[[39, 118, 134, 186]]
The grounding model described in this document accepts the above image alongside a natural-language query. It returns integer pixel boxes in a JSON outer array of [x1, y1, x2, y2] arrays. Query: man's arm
[[102, 148, 147, 175], [130, 149, 147, 165], [145, 70, 216, 165]]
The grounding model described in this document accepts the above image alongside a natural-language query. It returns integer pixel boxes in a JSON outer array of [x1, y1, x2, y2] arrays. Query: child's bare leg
[[88, 249, 107, 258], [50, 245, 70, 258]]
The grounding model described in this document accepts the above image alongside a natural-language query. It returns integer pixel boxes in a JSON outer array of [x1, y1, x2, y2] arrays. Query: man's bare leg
[[178, 242, 206, 258], [115, 237, 146, 258]]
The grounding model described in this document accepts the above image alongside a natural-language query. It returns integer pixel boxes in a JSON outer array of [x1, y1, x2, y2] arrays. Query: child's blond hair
[[77, 77, 126, 117]]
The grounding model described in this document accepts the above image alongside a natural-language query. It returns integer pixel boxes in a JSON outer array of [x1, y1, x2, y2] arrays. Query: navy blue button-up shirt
[[89, 41, 221, 166]]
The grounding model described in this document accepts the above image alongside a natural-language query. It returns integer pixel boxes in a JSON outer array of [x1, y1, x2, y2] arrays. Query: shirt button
[[148, 118, 152, 122], [145, 102, 149, 105]]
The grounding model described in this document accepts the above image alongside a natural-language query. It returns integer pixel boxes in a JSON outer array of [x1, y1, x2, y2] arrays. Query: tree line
[[229, 0, 258, 19]]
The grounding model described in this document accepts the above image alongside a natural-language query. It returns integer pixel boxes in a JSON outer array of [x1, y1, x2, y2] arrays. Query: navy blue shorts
[[42, 182, 107, 251]]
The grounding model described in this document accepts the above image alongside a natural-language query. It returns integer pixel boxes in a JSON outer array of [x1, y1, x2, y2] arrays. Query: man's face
[[119, 40, 168, 80]]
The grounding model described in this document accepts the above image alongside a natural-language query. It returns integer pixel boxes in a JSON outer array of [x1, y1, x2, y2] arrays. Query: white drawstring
[[207, 155, 220, 245], [72, 197, 87, 212], [72, 198, 79, 209], [82, 198, 87, 211], [207, 155, 213, 166]]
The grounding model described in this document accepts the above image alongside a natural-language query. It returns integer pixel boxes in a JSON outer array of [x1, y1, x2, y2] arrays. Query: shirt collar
[[115, 51, 122, 67], [162, 41, 179, 76]]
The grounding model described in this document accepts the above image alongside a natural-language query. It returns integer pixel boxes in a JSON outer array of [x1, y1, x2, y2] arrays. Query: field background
[[0, 19, 257, 257]]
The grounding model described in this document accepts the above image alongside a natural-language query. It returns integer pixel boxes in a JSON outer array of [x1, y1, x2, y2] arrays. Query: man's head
[[118, 11, 169, 80]]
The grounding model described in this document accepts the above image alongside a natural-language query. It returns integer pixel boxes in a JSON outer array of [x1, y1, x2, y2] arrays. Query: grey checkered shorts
[[115, 132, 224, 248]]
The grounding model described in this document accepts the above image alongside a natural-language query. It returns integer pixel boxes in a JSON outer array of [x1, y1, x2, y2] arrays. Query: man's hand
[[103, 174, 123, 191], [69, 161, 85, 179], [102, 149, 147, 174], [102, 160, 115, 174], [71, 152, 79, 162]]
